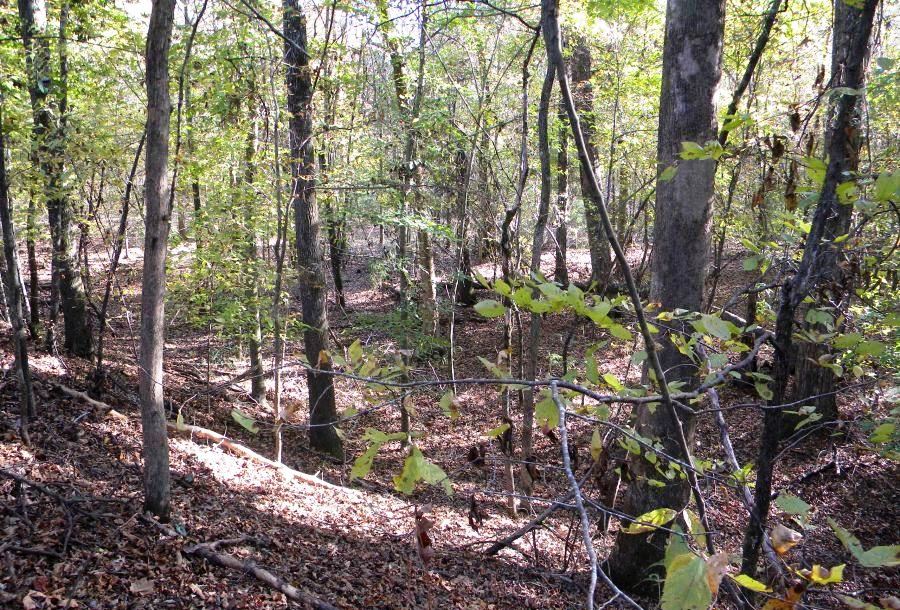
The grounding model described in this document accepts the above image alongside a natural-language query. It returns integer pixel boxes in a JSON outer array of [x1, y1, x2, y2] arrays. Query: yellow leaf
[[771, 523, 803, 555], [762, 583, 807, 610], [799, 564, 844, 585], [590, 428, 602, 462]]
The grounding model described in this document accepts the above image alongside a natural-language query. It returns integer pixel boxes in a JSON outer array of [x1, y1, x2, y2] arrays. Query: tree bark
[[608, 0, 725, 592], [139, 0, 177, 520], [18, 0, 93, 357], [0, 105, 37, 442], [741, 0, 879, 579], [569, 34, 611, 291], [554, 101, 569, 286], [285, 0, 343, 459]]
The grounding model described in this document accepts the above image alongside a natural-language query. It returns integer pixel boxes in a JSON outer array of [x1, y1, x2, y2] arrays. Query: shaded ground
[[1, 242, 897, 609]]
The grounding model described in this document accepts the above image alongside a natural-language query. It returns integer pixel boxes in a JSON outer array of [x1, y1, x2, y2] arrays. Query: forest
[[0, 0, 898, 607]]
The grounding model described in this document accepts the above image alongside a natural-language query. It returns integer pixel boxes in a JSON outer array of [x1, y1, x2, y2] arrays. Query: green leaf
[[609, 323, 633, 341], [493, 278, 512, 296], [682, 508, 706, 549], [624, 507, 678, 534], [659, 165, 678, 182], [874, 171, 899, 203], [731, 574, 772, 592], [535, 392, 559, 430], [439, 391, 460, 420], [348, 339, 363, 364], [393, 446, 452, 496], [839, 595, 880, 610], [775, 494, 811, 517], [487, 423, 510, 438], [755, 382, 774, 401], [661, 552, 712, 610], [230, 408, 259, 434], [869, 423, 896, 444], [351, 443, 381, 480], [602, 373, 624, 392], [828, 518, 900, 567], [700, 314, 732, 340], [856, 340, 886, 357], [474, 299, 506, 318]]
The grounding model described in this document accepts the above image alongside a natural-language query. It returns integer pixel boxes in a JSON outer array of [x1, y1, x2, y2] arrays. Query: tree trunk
[[608, 0, 725, 592], [285, 0, 342, 459], [139, 0, 177, 520], [554, 101, 569, 286], [741, 0, 879, 579], [18, 0, 93, 357], [569, 35, 611, 291], [0, 105, 37, 443]]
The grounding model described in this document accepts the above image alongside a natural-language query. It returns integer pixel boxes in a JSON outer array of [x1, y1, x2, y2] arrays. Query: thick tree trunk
[[608, 0, 725, 592], [569, 35, 611, 291], [741, 0, 879, 579], [18, 0, 93, 357], [285, 0, 343, 459], [0, 106, 37, 443], [139, 0, 177, 520]]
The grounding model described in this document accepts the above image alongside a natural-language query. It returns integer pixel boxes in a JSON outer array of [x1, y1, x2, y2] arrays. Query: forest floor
[[0, 242, 897, 609]]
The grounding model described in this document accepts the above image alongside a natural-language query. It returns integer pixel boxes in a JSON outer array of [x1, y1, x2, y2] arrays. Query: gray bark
[[139, 0, 177, 520], [285, 0, 342, 458], [608, 0, 726, 591]]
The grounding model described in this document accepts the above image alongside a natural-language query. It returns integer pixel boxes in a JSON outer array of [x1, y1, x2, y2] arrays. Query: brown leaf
[[129, 578, 156, 595], [705, 552, 730, 596], [771, 524, 803, 555]]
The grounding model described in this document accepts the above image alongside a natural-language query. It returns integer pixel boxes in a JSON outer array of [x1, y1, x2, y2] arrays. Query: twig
[[484, 490, 576, 556]]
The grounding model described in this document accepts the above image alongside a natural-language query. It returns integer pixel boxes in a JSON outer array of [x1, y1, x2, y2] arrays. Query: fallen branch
[[484, 491, 575, 556], [166, 421, 360, 497], [183, 537, 338, 610], [38, 379, 129, 421]]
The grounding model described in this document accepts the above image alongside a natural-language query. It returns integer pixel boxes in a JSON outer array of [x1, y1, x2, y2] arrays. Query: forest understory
[[1, 242, 896, 609]]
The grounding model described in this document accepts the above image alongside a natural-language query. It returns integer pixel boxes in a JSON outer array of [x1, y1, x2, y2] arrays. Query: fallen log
[[43, 379, 357, 497], [183, 537, 338, 610], [166, 420, 359, 497]]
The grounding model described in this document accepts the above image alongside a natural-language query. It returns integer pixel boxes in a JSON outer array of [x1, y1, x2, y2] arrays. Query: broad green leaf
[[493, 278, 512, 296], [487, 423, 510, 438], [857, 340, 886, 357], [828, 518, 900, 567], [659, 165, 678, 182], [535, 393, 559, 430], [874, 171, 899, 203], [682, 508, 706, 549], [474, 299, 506, 318], [624, 507, 678, 534], [869, 423, 896, 444], [348, 339, 363, 364], [775, 494, 811, 517], [700, 314, 732, 340], [661, 552, 712, 610], [609, 323, 633, 341], [230, 408, 259, 434], [602, 373, 624, 392], [393, 446, 452, 496], [755, 382, 774, 401], [731, 574, 772, 592]]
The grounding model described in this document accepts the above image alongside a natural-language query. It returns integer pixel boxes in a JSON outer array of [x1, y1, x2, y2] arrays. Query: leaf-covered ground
[[1, 245, 897, 609]]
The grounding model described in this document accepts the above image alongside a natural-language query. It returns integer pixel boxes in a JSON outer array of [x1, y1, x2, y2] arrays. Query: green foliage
[[828, 518, 900, 568]]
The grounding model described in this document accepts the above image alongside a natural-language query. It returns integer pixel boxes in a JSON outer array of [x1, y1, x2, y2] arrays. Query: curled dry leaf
[[705, 552, 730, 596], [414, 505, 435, 566], [771, 523, 803, 555]]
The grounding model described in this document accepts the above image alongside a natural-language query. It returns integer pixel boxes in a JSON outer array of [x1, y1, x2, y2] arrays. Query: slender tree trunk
[[26, 191, 39, 337], [241, 110, 267, 408], [608, 0, 725, 592], [554, 101, 569, 286], [570, 34, 611, 291], [741, 0, 879, 579], [94, 132, 145, 380], [285, 0, 342, 459], [0, 106, 37, 443], [139, 0, 177, 520]]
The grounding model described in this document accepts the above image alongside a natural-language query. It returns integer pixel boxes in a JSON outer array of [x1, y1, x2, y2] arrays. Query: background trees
[[0, 0, 896, 606]]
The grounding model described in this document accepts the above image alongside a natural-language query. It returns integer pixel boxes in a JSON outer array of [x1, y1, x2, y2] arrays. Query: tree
[[17, 0, 93, 356], [140, 0, 177, 520], [607, 0, 726, 591], [741, 0, 881, 579], [570, 34, 612, 291], [0, 102, 36, 444], [284, 0, 342, 459]]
